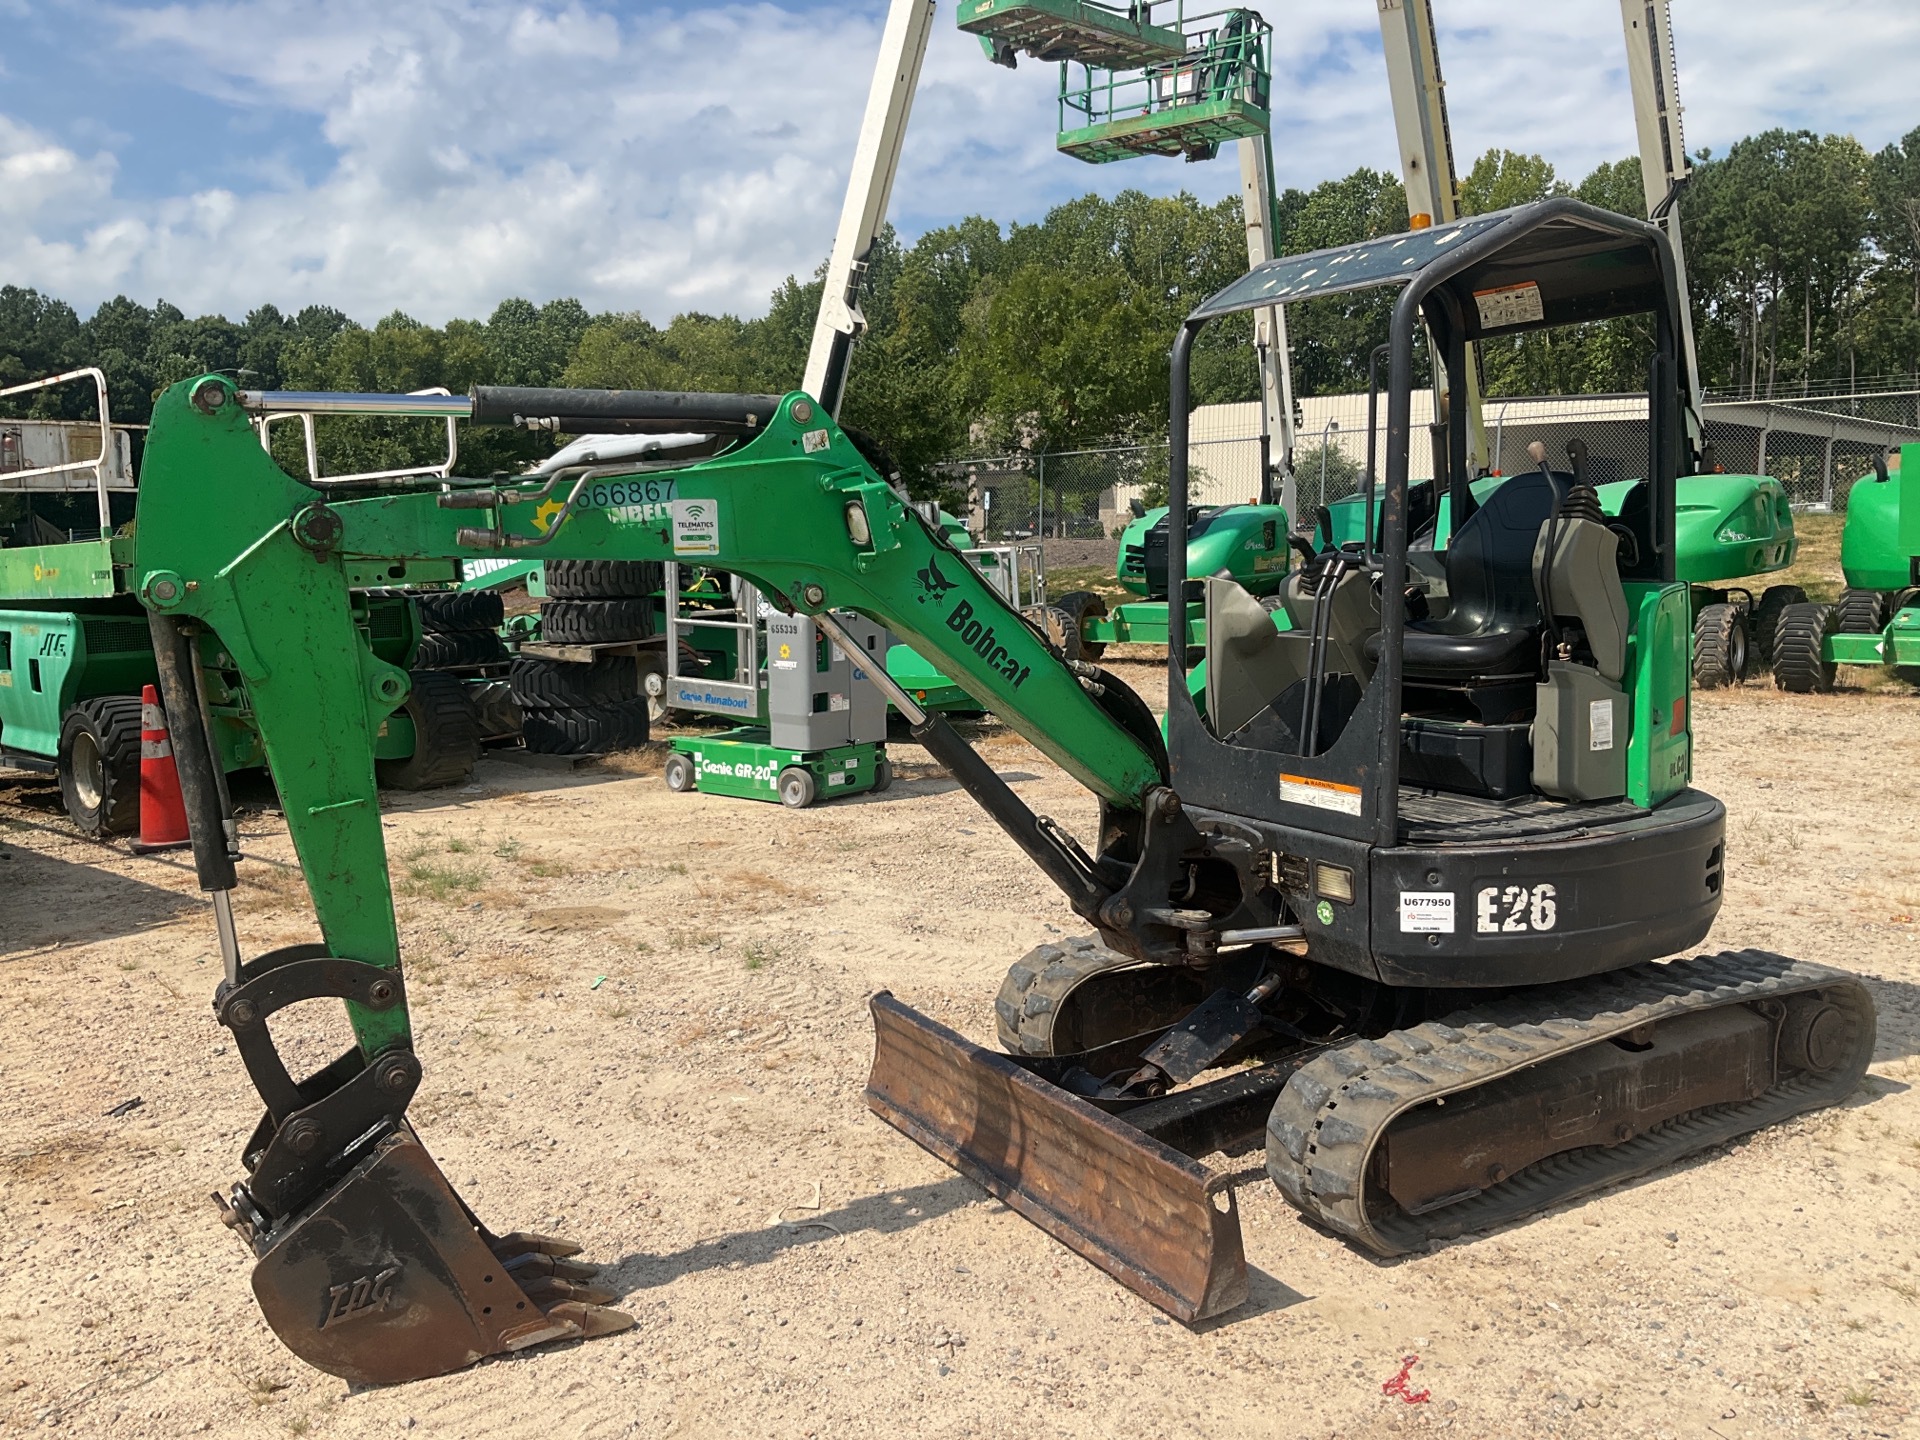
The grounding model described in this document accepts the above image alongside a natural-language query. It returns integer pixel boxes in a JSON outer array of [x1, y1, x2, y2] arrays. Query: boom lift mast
[[802, 0, 938, 418], [817, 1, 1299, 506], [1619, 0, 1704, 440], [1375, 0, 1486, 475]]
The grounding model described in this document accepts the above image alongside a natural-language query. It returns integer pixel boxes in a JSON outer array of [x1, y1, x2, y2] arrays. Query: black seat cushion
[[1374, 470, 1568, 682], [1397, 625, 1537, 675]]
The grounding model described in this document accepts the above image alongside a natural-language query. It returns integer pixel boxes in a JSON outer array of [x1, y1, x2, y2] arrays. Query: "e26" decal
[[1476, 883, 1558, 933]]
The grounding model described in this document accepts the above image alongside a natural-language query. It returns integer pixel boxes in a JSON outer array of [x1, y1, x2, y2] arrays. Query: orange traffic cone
[[132, 683, 191, 854]]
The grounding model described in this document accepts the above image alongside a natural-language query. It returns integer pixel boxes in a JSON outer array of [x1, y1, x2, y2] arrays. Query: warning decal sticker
[[1280, 773, 1363, 816], [1473, 281, 1545, 330]]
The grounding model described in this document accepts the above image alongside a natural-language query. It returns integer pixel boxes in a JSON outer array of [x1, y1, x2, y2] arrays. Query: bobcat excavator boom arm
[[129, 375, 1204, 1381]]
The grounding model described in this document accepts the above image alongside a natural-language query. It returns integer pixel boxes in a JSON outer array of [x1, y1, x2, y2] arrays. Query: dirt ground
[[2, 662, 1918, 1440]]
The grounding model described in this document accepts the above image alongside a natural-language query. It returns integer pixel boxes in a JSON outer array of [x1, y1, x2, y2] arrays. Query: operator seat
[[1359, 472, 1574, 731]]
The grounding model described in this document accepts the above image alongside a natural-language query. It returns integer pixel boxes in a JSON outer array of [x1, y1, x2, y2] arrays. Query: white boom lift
[[1375, 0, 1487, 474], [803, 0, 939, 419], [805, 0, 1300, 511], [1619, 0, 1704, 441]]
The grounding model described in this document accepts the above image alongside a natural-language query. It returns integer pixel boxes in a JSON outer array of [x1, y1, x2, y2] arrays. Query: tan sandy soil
[[1, 667, 1917, 1440]]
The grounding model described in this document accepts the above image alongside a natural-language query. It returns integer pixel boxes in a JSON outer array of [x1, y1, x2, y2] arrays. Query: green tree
[[1458, 149, 1567, 216]]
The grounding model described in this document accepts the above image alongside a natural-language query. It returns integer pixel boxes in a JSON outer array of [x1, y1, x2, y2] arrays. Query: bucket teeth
[[489, 1231, 584, 1260], [518, 1275, 620, 1307], [543, 1300, 639, 1340], [502, 1251, 600, 1282], [246, 1131, 633, 1385]]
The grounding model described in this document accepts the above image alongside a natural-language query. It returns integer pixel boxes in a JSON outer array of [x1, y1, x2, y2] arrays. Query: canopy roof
[[1191, 199, 1671, 339]]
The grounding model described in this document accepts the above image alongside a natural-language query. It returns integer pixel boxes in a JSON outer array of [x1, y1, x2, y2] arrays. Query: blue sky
[[2, 0, 1916, 325]]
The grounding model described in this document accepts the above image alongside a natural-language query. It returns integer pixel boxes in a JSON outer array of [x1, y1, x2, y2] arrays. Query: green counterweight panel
[[0, 538, 121, 601], [1840, 444, 1920, 592]]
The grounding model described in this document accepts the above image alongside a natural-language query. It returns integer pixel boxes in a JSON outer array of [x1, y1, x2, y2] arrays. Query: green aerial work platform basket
[[1056, 10, 1271, 163], [956, 0, 1188, 69]]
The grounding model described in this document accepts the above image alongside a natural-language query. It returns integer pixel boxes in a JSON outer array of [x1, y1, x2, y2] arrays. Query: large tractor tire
[[417, 590, 505, 634], [415, 628, 509, 670], [509, 654, 639, 709], [1835, 588, 1891, 636], [521, 698, 650, 755], [1053, 590, 1110, 661], [1771, 603, 1838, 694], [57, 696, 144, 837], [541, 599, 654, 644], [376, 671, 481, 791], [544, 560, 664, 599], [1021, 603, 1086, 665], [1749, 584, 1807, 668], [1691, 603, 1748, 689]]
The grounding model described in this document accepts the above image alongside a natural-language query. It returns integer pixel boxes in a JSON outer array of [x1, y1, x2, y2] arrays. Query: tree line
[[0, 126, 1914, 497]]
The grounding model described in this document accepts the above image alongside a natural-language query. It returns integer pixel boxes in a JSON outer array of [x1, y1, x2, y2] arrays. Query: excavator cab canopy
[[1165, 201, 1701, 942], [1192, 202, 1675, 336]]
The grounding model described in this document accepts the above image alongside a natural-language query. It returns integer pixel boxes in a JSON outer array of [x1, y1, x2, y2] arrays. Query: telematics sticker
[[1280, 773, 1362, 816], [1473, 281, 1544, 329], [1399, 891, 1456, 933], [671, 497, 719, 556]]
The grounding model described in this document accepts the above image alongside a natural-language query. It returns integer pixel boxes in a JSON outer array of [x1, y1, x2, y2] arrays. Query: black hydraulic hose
[[148, 612, 238, 894], [468, 386, 781, 435], [908, 712, 1112, 921], [1299, 555, 1343, 757]]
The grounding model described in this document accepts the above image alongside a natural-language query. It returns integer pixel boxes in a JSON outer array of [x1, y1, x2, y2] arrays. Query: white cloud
[[0, 0, 1914, 326]]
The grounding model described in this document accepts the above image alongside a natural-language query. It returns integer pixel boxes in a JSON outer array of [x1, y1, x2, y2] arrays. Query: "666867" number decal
[[1476, 882, 1558, 933]]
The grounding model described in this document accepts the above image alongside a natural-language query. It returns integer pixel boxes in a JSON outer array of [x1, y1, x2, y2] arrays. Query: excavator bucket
[[236, 1129, 633, 1386], [864, 992, 1247, 1322]]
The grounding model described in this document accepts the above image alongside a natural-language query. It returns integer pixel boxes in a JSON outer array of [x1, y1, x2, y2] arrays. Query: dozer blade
[[865, 992, 1247, 1322], [246, 1129, 633, 1386]]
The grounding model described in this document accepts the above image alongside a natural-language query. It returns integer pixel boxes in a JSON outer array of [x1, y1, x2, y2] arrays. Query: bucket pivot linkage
[[209, 944, 633, 1386]]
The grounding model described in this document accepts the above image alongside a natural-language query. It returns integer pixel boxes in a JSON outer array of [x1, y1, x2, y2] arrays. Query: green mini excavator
[[129, 200, 1872, 1383]]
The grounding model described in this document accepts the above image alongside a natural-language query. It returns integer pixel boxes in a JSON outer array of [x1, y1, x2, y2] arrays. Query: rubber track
[[995, 936, 1137, 1055], [1266, 950, 1875, 1256]]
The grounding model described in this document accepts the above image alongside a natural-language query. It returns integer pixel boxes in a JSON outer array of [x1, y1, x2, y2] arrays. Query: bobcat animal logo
[[915, 552, 958, 605], [320, 1266, 400, 1329]]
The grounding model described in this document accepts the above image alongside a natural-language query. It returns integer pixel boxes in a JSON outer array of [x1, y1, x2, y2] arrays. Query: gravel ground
[[0, 667, 1916, 1440]]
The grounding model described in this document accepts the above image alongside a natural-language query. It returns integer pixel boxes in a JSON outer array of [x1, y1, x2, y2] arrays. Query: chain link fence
[[941, 386, 1920, 542]]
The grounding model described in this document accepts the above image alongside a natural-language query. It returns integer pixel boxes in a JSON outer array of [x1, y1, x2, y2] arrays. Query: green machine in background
[[662, 610, 894, 808], [0, 372, 493, 835], [1774, 443, 1920, 692], [1319, 465, 1801, 688], [0, 534, 479, 834], [1048, 500, 1292, 659]]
